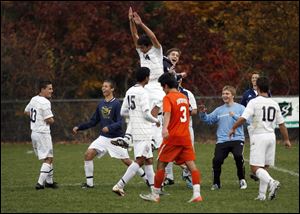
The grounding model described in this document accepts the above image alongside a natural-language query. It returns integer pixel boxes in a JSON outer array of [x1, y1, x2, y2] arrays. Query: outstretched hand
[[198, 104, 207, 113], [128, 7, 133, 20], [133, 12, 142, 25]]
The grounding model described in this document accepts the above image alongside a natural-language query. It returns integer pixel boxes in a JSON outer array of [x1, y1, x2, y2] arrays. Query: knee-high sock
[[117, 162, 140, 188], [84, 160, 94, 186], [191, 169, 201, 185], [136, 167, 147, 182], [255, 168, 274, 184], [154, 169, 165, 189], [144, 165, 155, 186], [165, 162, 174, 180], [45, 163, 53, 184], [38, 163, 51, 185]]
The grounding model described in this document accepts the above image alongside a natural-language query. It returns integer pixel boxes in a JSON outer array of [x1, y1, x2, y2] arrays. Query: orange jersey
[[163, 91, 191, 146]]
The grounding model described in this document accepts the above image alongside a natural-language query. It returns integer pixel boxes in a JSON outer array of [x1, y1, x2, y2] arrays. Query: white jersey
[[24, 95, 54, 133], [136, 46, 164, 83], [121, 84, 153, 141], [241, 96, 284, 135]]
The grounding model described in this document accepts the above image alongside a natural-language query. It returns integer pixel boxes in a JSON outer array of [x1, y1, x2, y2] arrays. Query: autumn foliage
[[1, 1, 299, 99]]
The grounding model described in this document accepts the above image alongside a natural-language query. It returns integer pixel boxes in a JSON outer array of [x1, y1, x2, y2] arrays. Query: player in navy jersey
[[72, 80, 147, 188]]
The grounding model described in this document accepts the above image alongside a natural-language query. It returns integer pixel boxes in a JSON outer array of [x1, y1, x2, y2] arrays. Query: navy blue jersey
[[240, 88, 271, 107], [77, 97, 123, 138], [163, 56, 182, 81]]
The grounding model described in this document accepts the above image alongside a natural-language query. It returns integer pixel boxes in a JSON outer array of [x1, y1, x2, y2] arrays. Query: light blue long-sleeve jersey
[[199, 102, 245, 144]]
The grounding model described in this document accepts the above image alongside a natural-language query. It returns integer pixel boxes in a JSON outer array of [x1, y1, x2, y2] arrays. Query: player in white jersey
[[118, 7, 165, 148], [24, 80, 58, 190], [229, 77, 291, 201], [112, 67, 160, 197]]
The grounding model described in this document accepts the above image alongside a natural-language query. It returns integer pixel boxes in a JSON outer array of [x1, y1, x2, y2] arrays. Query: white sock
[[84, 160, 94, 186], [117, 162, 140, 188], [45, 163, 53, 184], [144, 165, 155, 186], [258, 180, 268, 198], [137, 167, 147, 182], [165, 162, 174, 180], [193, 184, 201, 198], [38, 163, 51, 185], [256, 168, 274, 184]]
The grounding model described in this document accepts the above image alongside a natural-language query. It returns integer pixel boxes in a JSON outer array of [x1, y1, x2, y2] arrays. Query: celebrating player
[[229, 77, 291, 200], [112, 67, 160, 196], [140, 73, 203, 203], [24, 80, 58, 190], [72, 80, 147, 188]]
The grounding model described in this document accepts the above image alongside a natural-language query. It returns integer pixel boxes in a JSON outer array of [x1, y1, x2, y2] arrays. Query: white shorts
[[249, 132, 276, 167], [144, 82, 165, 109], [133, 140, 153, 159], [31, 132, 53, 160], [88, 135, 129, 159], [151, 114, 163, 149]]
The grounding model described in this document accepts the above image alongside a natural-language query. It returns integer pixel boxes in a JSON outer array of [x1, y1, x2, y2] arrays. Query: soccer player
[[198, 85, 247, 190], [163, 48, 187, 81], [229, 77, 291, 201], [112, 67, 160, 196], [72, 80, 147, 188], [24, 80, 58, 190], [119, 7, 165, 148], [139, 73, 203, 203], [240, 70, 272, 181], [164, 78, 197, 189]]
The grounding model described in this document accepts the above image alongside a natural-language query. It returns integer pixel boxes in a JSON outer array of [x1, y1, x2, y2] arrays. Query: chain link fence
[[1, 98, 298, 143]]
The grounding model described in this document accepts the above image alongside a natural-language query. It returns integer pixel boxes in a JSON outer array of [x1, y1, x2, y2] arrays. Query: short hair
[[137, 34, 152, 47], [158, 73, 178, 89], [222, 85, 236, 96], [39, 80, 52, 92], [256, 77, 269, 93], [103, 79, 115, 90], [166, 48, 181, 57], [136, 67, 150, 82]]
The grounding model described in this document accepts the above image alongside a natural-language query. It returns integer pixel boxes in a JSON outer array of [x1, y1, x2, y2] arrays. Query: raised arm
[[129, 7, 139, 48], [133, 11, 161, 48]]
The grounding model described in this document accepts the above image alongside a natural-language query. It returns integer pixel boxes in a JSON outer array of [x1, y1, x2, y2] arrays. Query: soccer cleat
[[45, 182, 59, 189], [35, 183, 45, 190], [188, 195, 203, 203], [81, 183, 94, 189], [239, 179, 247, 189], [268, 180, 280, 200], [139, 193, 160, 203], [163, 178, 175, 186], [112, 184, 125, 196], [254, 195, 266, 201], [111, 137, 130, 149], [250, 173, 259, 182], [211, 184, 220, 191]]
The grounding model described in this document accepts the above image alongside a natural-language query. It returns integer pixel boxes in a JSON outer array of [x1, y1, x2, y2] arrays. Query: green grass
[[1, 142, 299, 213]]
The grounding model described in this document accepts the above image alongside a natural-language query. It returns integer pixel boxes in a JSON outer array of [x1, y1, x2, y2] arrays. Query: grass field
[[1, 141, 299, 213]]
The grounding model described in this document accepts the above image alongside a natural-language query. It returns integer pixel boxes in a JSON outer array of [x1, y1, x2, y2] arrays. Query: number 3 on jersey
[[180, 106, 187, 122]]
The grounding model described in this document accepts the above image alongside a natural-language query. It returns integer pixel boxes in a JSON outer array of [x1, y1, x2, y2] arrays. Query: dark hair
[[39, 80, 52, 92], [256, 77, 269, 93], [166, 48, 181, 57], [158, 73, 178, 89], [137, 34, 152, 47], [103, 79, 116, 90], [136, 67, 150, 82]]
